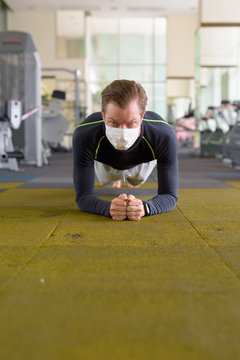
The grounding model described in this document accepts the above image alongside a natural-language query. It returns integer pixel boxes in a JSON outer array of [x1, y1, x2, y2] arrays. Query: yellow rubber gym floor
[[0, 152, 240, 360]]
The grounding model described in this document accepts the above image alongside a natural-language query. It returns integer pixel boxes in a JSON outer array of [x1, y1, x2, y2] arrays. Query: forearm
[[144, 194, 178, 216], [76, 193, 111, 217], [73, 160, 111, 217]]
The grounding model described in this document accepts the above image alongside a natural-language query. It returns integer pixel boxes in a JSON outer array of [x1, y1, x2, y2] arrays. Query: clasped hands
[[110, 194, 145, 221]]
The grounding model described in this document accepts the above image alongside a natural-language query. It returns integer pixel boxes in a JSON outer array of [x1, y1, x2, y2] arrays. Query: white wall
[[7, 11, 85, 75], [166, 13, 198, 103], [199, 27, 239, 66], [201, 0, 240, 23], [167, 14, 198, 78], [167, 79, 190, 97]]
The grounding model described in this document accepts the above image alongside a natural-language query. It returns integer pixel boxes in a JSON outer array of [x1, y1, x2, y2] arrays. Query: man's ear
[[140, 111, 146, 121], [101, 109, 105, 120]]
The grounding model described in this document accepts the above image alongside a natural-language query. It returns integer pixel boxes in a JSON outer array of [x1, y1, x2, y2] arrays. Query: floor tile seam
[[0, 205, 75, 282], [0, 221, 62, 298], [176, 205, 240, 285], [0, 202, 75, 296], [0, 203, 74, 297]]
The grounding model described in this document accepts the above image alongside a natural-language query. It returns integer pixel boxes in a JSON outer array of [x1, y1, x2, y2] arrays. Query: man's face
[[102, 100, 145, 134]]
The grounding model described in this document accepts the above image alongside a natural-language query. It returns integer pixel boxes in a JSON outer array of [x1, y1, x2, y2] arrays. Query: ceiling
[[5, 0, 198, 16]]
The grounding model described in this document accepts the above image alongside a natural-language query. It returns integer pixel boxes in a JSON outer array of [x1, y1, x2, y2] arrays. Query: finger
[[111, 210, 127, 220], [110, 201, 127, 219], [110, 201, 127, 212], [127, 203, 144, 220], [112, 214, 127, 221], [127, 208, 142, 220], [112, 208, 127, 215], [127, 199, 143, 207], [112, 197, 127, 206], [110, 207, 127, 216], [113, 200, 127, 206], [127, 214, 141, 221], [127, 210, 142, 218]]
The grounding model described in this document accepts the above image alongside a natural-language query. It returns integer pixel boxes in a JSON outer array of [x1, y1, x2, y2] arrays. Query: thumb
[[119, 193, 128, 201], [127, 194, 136, 201]]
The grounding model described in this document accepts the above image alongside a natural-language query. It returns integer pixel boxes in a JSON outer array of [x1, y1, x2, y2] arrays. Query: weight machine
[[0, 31, 42, 170]]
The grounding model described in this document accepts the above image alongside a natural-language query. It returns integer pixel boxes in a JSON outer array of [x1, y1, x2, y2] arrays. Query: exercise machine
[[0, 100, 24, 170], [200, 101, 237, 157], [222, 101, 240, 168], [200, 106, 218, 156], [42, 90, 69, 153], [0, 31, 42, 170]]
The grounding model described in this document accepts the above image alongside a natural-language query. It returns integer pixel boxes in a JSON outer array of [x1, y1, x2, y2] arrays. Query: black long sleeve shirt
[[73, 111, 179, 217]]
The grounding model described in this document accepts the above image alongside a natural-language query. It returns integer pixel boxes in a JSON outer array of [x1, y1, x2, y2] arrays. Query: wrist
[[142, 201, 150, 216]]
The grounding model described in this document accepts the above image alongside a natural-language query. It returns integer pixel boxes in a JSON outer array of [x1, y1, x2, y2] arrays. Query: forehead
[[104, 100, 141, 116]]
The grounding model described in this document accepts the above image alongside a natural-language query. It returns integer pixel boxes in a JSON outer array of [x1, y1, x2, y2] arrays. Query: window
[[86, 16, 167, 118]]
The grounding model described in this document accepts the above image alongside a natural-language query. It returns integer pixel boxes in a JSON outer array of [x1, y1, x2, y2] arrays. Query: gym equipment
[[200, 101, 238, 157], [222, 101, 240, 168], [175, 111, 195, 147], [0, 31, 42, 170], [227, 121, 240, 168], [200, 107, 218, 156], [42, 90, 69, 153], [0, 100, 24, 170], [42, 67, 82, 125]]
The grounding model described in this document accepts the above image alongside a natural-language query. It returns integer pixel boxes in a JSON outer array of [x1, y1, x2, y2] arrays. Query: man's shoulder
[[143, 111, 176, 143], [143, 111, 173, 133], [74, 112, 104, 136], [78, 112, 103, 127], [73, 112, 105, 149], [144, 111, 164, 121]]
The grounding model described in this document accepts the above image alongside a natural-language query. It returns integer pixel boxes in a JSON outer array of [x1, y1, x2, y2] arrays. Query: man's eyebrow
[[107, 117, 139, 123]]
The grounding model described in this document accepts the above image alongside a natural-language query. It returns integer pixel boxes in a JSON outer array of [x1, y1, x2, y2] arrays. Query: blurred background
[[1, 0, 240, 169]]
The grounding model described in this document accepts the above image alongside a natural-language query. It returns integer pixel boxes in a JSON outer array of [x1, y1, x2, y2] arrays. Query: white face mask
[[105, 125, 140, 150]]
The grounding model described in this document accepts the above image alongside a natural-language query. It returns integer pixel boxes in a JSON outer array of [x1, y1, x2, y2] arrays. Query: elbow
[[75, 194, 86, 211], [164, 194, 178, 212], [171, 195, 178, 210]]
